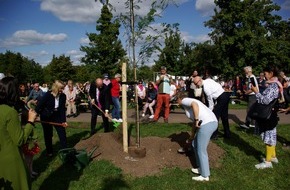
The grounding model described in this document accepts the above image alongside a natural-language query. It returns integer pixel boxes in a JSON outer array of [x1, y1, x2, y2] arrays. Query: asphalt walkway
[[67, 108, 289, 125]]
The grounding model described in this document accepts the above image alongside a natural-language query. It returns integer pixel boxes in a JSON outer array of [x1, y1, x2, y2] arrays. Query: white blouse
[[181, 98, 217, 125]]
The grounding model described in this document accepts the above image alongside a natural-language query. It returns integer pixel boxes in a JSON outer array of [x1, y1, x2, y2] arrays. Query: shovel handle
[[35, 120, 68, 127]]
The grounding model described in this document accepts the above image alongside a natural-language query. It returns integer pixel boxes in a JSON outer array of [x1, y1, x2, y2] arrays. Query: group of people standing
[[0, 64, 289, 188], [175, 65, 289, 181]]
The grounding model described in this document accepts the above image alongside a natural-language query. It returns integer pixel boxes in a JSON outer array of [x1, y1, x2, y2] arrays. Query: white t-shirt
[[202, 78, 224, 110], [181, 98, 217, 125], [170, 84, 177, 97]]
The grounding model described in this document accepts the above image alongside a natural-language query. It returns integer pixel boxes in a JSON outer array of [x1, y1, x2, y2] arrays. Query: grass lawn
[[31, 121, 290, 190]]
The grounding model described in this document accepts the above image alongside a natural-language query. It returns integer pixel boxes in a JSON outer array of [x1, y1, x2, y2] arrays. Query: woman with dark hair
[[141, 82, 157, 118], [0, 76, 37, 190], [250, 66, 282, 169], [35, 80, 67, 157]]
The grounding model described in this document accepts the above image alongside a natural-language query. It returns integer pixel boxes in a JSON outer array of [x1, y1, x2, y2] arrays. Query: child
[[21, 109, 40, 178]]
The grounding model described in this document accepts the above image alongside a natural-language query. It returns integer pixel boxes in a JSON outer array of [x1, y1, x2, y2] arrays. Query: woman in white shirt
[[177, 92, 218, 182]]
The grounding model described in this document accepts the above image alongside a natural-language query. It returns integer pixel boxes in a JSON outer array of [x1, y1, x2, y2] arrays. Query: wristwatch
[[194, 118, 199, 121]]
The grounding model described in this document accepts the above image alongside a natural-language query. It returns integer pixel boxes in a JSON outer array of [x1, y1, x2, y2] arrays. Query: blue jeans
[[192, 121, 218, 177], [112, 96, 121, 119]]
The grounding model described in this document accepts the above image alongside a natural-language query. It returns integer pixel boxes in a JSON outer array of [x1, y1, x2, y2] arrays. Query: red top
[[111, 79, 120, 97]]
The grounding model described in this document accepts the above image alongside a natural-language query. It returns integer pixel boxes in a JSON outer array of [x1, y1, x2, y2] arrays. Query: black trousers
[[42, 123, 67, 154], [91, 106, 109, 134], [212, 92, 231, 138]]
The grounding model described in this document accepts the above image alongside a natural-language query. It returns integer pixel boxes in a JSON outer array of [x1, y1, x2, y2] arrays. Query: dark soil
[[74, 131, 225, 177]]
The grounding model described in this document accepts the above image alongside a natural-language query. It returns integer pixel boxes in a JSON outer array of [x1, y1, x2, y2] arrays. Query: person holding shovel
[[35, 80, 68, 157], [176, 91, 218, 182], [89, 78, 111, 135]]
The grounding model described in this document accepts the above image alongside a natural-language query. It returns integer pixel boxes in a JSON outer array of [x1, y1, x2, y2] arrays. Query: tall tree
[[80, 3, 126, 77], [0, 51, 43, 83], [205, 0, 288, 77], [44, 54, 75, 82], [153, 24, 189, 76]]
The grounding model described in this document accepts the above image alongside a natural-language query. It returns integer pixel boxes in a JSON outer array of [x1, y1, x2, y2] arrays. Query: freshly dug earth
[[75, 131, 225, 177]]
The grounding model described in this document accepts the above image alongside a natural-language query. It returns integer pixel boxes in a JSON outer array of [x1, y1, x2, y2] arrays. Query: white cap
[[0, 73, 5, 80]]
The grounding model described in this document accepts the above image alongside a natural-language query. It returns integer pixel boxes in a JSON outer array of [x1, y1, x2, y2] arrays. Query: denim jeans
[[192, 121, 218, 177], [112, 96, 121, 119]]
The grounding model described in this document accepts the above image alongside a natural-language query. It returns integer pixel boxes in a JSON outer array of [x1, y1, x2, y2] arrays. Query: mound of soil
[[75, 131, 225, 177]]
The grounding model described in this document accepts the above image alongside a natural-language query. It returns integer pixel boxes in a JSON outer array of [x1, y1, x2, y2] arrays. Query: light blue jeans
[[192, 121, 218, 177], [112, 96, 121, 119]]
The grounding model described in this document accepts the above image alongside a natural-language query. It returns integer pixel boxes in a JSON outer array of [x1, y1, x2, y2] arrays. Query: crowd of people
[[0, 64, 289, 188]]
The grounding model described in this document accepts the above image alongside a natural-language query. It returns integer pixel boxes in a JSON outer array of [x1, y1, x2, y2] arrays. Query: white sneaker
[[261, 157, 278, 164], [117, 118, 123, 122], [192, 175, 209, 181], [177, 147, 186, 153], [191, 168, 200, 175], [112, 118, 118, 122], [249, 124, 255, 128], [149, 115, 154, 119], [255, 161, 273, 169], [240, 124, 249, 129], [141, 113, 145, 117]]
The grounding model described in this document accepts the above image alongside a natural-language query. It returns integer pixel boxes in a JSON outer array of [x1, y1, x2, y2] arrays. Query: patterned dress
[[256, 82, 279, 146]]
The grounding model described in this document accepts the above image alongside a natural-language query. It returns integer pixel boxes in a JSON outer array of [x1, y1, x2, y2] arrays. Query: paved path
[[67, 108, 289, 125]]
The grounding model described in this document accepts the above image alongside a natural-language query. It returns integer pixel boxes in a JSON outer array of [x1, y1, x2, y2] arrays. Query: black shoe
[[73, 114, 77, 118], [66, 114, 71, 118]]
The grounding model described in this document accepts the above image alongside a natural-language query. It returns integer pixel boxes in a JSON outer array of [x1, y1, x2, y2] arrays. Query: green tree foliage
[[153, 24, 199, 77], [205, 0, 289, 77], [80, 4, 126, 77], [137, 65, 154, 82], [44, 54, 75, 82], [0, 51, 43, 83], [119, 0, 178, 79], [22, 58, 44, 84]]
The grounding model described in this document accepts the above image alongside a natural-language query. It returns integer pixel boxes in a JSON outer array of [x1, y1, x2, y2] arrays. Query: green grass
[[31, 122, 290, 190], [228, 99, 248, 109]]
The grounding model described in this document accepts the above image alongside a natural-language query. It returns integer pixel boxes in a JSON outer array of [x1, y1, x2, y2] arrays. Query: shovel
[[77, 87, 121, 128], [91, 102, 121, 128]]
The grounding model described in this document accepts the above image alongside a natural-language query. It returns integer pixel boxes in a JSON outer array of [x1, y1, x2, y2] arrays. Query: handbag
[[248, 99, 277, 120]]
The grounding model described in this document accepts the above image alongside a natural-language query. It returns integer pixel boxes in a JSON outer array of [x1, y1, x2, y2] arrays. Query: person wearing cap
[[152, 66, 173, 123], [110, 73, 122, 122], [103, 73, 111, 86]]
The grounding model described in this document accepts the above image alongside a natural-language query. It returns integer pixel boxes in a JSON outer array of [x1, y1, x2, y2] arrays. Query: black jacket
[[89, 83, 111, 111], [35, 91, 66, 123]]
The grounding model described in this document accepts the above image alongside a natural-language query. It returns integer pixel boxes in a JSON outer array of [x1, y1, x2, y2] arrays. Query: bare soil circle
[[74, 131, 225, 177]]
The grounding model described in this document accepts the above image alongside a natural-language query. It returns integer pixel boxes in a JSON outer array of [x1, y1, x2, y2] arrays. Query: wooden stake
[[122, 62, 128, 153]]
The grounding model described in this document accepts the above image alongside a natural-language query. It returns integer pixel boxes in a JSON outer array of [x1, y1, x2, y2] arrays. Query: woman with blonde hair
[[35, 80, 68, 157]]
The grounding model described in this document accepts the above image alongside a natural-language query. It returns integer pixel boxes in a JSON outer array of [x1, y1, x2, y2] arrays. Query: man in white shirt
[[193, 76, 231, 139]]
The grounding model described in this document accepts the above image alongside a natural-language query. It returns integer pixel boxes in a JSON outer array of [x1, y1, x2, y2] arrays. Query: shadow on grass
[[228, 113, 243, 125], [39, 163, 83, 190], [168, 123, 197, 167], [33, 130, 89, 181], [100, 177, 130, 190], [223, 128, 263, 161], [277, 134, 290, 146]]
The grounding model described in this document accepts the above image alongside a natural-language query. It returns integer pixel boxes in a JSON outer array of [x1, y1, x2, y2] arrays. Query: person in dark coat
[[35, 80, 67, 156], [89, 78, 111, 135], [0, 76, 37, 190]]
